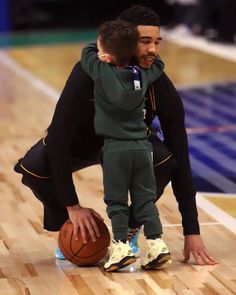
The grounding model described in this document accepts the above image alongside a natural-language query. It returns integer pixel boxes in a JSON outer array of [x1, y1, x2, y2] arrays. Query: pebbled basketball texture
[[58, 219, 110, 266]]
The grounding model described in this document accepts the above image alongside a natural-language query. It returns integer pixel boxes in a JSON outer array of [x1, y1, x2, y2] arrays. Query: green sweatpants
[[102, 139, 163, 241]]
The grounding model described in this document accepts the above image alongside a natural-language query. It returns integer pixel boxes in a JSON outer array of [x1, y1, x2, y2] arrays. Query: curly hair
[[117, 5, 160, 27], [98, 20, 138, 65]]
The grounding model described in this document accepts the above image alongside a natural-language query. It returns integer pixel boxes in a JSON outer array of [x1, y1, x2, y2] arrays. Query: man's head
[[98, 20, 138, 66], [118, 5, 162, 69], [117, 5, 160, 27]]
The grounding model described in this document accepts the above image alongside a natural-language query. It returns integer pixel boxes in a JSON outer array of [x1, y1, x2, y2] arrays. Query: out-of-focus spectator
[[166, 0, 199, 29], [11, 0, 50, 30], [166, 0, 236, 43], [208, 0, 236, 43]]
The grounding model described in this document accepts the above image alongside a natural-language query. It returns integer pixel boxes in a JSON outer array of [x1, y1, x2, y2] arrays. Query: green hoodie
[[81, 42, 164, 140]]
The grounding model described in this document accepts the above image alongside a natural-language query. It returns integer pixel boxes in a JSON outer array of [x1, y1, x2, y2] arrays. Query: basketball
[[58, 219, 110, 266]]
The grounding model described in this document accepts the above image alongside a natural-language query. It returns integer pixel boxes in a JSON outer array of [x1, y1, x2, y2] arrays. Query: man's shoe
[[141, 238, 171, 270], [128, 226, 141, 256], [104, 240, 136, 272], [55, 247, 66, 260]]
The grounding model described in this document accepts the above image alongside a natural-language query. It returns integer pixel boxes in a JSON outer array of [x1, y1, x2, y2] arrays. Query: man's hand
[[66, 204, 104, 244], [182, 235, 219, 265]]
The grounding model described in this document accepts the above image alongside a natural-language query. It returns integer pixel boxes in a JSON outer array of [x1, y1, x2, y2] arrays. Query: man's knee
[[14, 160, 32, 187], [14, 160, 22, 174], [154, 156, 177, 200], [44, 205, 68, 231]]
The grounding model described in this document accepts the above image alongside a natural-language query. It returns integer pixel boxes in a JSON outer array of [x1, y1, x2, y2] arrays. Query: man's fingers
[[190, 250, 219, 265], [90, 215, 101, 238], [183, 235, 218, 265], [79, 224, 88, 244], [84, 217, 100, 242], [198, 250, 213, 265], [73, 223, 80, 241], [182, 249, 190, 263], [202, 249, 219, 265], [68, 206, 103, 244], [192, 251, 205, 265], [91, 209, 104, 222]]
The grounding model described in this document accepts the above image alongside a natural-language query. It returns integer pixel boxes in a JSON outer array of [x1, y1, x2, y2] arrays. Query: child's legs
[[130, 150, 163, 237], [103, 149, 132, 241]]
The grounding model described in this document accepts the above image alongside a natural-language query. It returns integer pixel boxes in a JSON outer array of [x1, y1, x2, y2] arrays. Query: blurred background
[[1, 0, 236, 44]]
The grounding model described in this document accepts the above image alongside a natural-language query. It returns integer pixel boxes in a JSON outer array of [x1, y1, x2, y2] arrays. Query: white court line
[[107, 222, 221, 232], [199, 192, 236, 199], [196, 193, 236, 234], [163, 222, 221, 227], [162, 29, 236, 63], [0, 51, 59, 101]]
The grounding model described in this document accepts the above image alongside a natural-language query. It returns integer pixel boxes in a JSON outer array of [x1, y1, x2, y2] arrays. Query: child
[[81, 20, 171, 272]]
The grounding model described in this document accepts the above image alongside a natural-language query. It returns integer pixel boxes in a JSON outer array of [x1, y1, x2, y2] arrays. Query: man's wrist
[[66, 203, 81, 211]]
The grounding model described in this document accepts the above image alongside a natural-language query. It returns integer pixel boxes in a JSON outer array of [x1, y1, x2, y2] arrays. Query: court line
[[0, 50, 59, 101], [162, 29, 236, 63], [200, 192, 236, 199], [163, 222, 221, 227], [106, 222, 221, 231], [196, 193, 236, 234], [187, 125, 236, 135], [108, 194, 236, 233]]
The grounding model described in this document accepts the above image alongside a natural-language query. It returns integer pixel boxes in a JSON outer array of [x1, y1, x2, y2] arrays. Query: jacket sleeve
[[80, 42, 100, 79], [45, 62, 94, 207], [155, 72, 199, 235], [144, 56, 165, 84]]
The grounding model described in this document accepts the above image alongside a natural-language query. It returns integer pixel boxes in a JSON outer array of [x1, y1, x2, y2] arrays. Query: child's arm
[[80, 42, 100, 79], [144, 56, 165, 83]]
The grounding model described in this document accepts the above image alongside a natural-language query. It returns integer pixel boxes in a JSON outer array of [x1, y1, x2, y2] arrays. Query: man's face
[[136, 25, 161, 69]]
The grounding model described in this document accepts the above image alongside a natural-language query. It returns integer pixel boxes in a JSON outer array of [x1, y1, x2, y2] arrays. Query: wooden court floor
[[0, 38, 236, 294]]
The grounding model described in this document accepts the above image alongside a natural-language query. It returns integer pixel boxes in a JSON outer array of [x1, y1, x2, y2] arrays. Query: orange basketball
[[58, 219, 110, 266]]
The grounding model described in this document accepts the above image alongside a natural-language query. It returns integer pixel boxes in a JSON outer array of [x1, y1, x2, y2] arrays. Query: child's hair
[[98, 20, 138, 65], [117, 5, 160, 27]]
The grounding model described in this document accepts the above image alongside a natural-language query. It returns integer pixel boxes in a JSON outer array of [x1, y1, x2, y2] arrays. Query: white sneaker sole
[[141, 253, 171, 270], [104, 256, 136, 272]]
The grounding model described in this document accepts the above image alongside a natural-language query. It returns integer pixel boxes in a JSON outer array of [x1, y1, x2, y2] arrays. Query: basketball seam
[[59, 221, 110, 265]]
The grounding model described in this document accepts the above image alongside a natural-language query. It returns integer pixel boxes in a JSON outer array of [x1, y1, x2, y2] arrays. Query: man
[[14, 5, 218, 265]]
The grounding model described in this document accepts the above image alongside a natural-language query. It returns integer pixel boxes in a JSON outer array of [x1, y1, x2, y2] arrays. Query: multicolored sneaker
[[128, 226, 141, 256], [104, 240, 136, 272], [55, 247, 66, 260], [141, 238, 171, 270]]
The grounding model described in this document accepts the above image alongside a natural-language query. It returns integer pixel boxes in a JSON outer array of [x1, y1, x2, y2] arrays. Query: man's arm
[[155, 72, 198, 234], [45, 62, 103, 241], [155, 72, 218, 265], [46, 62, 86, 207]]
